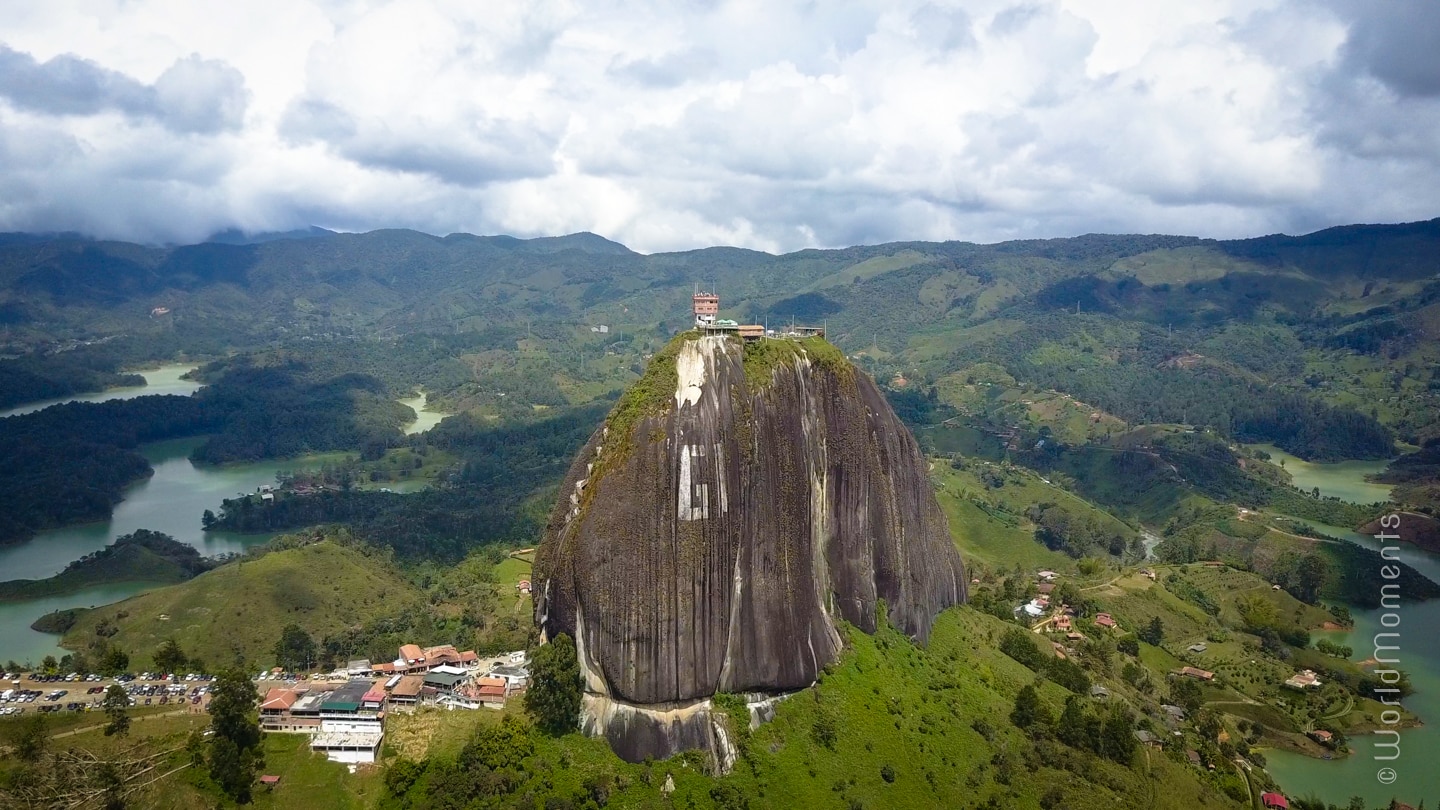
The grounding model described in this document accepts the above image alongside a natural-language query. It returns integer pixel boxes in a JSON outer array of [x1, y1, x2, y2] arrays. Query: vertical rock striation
[[533, 333, 966, 765]]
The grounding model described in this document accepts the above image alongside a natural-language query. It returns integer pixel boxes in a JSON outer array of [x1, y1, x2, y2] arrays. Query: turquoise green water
[[0, 363, 202, 418], [398, 392, 451, 435], [1251, 442, 1434, 803], [0, 582, 164, 668], [1251, 443, 1395, 505], [1266, 600, 1440, 807], [0, 438, 339, 666], [0, 438, 327, 581]]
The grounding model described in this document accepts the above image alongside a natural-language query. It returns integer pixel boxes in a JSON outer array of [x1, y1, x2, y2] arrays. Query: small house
[[1260, 793, 1289, 809], [1186, 750, 1202, 767], [1284, 670, 1321, 690], [1175, 666, 1215, 681], [1309, 729, 1334, 744], [517, 579, 532, 594], [1186, 643, 1207, 654], [1093, 613, 1117, 629]]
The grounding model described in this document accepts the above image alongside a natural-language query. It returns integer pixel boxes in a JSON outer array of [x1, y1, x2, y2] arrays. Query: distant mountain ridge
[[2, 215, 1437, 462]]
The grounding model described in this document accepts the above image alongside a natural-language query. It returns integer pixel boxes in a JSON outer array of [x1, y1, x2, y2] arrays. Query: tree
[[1171, 677, 1204, 716], [15, 713, 47, 762], [41, 655, 57, 673], [207, 667, 262, 802], [460, 715, 534, 771], [1117, 635, 1140, 656], [999, 628, 1048, 671], [153, 638, 188, 675], [1010, 684, 1051, 730], [273, 623, 316, 671], [1099, 706, 1136, 764], [1293, 554, 1328, 604], [1056, 696, 1089, 749], [98, 645, 130, 676], [524, 634, 582, 734], [1046, 657, 1092, 695], [1139, 616, 1165, 646], [103, 684, 131, 737]]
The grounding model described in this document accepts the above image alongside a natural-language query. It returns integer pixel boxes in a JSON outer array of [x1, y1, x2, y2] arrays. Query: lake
[[0, 582, 163, 668], [0, 363, 203, 419], [0, 438, 342, 666], [1266, 599, 1440, 807], [1259, 456, 1440, 805], [398, 392, 451, 435], [1251, 443, 1395, 505]]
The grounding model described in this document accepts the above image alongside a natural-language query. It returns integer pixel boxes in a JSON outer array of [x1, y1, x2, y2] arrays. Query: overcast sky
[[1, 0, 1438, 253]]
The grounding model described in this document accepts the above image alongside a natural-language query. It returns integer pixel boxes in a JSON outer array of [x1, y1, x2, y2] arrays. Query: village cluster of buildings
[[258, 644, 530, 764], [691, 292, 825, 340]]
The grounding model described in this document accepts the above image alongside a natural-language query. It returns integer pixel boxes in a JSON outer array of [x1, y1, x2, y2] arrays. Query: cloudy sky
[[1, 0, 1438, 253]]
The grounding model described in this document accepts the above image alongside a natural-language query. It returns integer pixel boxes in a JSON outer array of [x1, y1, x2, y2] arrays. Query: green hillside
[[57, 537, 425, 669], [0, 529, 208, 602], [6, 218, 1440, 559]]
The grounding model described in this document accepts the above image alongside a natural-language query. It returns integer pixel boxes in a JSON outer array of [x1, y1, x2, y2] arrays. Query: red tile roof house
[[1260, 792, 1289, 809], [259, 687, 322, 733], [1309, 729, 1334, 744], [517, 579, 533, 594], [1093, 613, 1117, 629], [1036, 582, 1056, 595], [423, 645, 463, 667], [472, 676, 509, 709], [399, 644, 426, 673], [1175, 666, 1215, 681]]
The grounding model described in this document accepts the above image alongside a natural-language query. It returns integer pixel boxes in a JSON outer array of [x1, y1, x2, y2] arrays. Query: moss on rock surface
[[534, 334, 966, 763]]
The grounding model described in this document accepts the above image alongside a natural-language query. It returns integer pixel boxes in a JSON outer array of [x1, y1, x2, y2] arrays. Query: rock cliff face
[[533, 334, 966, 765]]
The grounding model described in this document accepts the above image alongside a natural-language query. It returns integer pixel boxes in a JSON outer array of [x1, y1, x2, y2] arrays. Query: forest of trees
[[0, 364, 417, 546], [207, 401, 609, 560]]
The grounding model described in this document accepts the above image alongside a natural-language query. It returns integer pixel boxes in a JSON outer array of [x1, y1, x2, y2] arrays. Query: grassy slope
[[59, 541, 424, 669], [714, 609, 1241, 810]]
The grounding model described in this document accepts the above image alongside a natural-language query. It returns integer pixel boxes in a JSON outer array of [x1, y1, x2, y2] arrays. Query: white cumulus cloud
[[0, 0, 1437, 251]]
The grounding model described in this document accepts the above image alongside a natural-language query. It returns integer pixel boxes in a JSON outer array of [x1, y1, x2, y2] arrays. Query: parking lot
[[0, 670, 216, 717]]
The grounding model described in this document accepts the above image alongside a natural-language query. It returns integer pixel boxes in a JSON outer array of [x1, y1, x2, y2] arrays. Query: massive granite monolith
[[533, 333, 966, 767]]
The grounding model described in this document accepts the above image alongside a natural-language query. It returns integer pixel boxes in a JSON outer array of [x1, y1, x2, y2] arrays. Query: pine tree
[[1139, 616, 1164, 646], [207, 667, 262, 802], [102, 684, 131, 737], [1010, 684, 1051, 730], [1056, 696, 1089, 749]]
